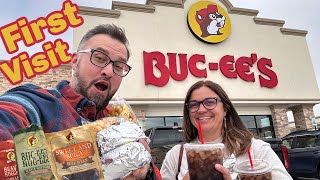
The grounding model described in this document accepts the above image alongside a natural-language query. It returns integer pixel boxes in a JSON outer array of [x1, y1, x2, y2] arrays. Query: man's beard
[[73, 70, 115, 113]]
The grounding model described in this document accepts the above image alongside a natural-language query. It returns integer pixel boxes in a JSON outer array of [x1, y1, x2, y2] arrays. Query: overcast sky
[[229, 0, 320, 90], [227, 0, 320, 117], [0, 0, 319, 116]]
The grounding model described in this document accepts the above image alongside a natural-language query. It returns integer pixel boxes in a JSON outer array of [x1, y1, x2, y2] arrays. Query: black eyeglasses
[[186, 97, 222, 113], [77, 49, 132, 77]]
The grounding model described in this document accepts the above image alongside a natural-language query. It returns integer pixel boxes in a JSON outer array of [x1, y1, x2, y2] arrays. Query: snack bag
[[13, 124, 54, 180], [45, 118, 118, 180], [109, 96, 137, 123], [0, 140, 19, 180]]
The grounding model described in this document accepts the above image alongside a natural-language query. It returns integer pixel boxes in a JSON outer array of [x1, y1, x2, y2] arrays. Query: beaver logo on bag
[[7, 151, 16, 163], [65, 132, 76, 142], [187, 1, 231, 43], [27, 135, 38, 147]]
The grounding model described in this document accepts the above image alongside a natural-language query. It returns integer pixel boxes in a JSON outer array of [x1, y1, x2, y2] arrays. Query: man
[[0, 24, 160, 179]]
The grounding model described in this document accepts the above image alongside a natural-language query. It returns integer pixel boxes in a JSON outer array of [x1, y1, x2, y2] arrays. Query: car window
[[282, 138, 293, 149], [145, 129, 152, 137], [295, 135, 317, 148], [306, 136, 317, 147], [315, 135, 320, 147]]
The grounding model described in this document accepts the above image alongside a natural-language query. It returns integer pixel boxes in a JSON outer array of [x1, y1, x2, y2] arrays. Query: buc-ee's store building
[[74, 0, 320, 138]]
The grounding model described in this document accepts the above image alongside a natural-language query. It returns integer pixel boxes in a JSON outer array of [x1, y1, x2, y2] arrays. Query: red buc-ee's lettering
[[143, 51, 278, 88]]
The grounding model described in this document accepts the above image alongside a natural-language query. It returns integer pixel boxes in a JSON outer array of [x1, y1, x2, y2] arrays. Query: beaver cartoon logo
[[187, 1, 231, 43], [65, 131, 76, 142], [27, 135, 38, 147], [196, 4, 226, 37], [7, 151, 16, 163]]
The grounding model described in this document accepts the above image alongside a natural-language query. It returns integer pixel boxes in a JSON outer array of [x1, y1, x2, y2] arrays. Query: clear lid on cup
[[233, 159, 272, 175], [184, 143, 224, 150]]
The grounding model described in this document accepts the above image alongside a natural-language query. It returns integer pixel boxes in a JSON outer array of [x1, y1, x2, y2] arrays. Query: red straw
[[247, 148, 254, 169], [197, 121, 204, 144]]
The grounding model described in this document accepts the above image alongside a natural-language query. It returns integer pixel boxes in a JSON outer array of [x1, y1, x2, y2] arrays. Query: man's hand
[[133, 163, 151, 179], [121, 163, 151, 180], [138, 138, 151, 152], [121, 139, 152, 180]]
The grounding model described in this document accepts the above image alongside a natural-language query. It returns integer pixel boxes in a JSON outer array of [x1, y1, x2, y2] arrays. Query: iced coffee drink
[[184, 143, 224, 180], [234, 159, 272, 180]]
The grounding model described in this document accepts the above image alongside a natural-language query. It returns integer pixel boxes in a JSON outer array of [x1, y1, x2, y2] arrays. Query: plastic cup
[[184, 143, 224, 180], [233, 159, 272, 180]]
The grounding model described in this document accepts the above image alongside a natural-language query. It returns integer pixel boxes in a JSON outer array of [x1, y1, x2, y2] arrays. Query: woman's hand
[[182, 165, 232, 180], [215, 164, 232, 180], [182, 172, 190, 180]]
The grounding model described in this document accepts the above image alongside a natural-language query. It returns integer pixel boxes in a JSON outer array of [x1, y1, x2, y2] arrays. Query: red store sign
[[143, 51, 278, 88]]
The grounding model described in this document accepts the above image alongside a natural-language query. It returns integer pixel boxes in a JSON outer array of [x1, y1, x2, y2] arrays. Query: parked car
[[145, 126, 184, 168], [262, 138, 289, 170], [282, 129, 320, 179]]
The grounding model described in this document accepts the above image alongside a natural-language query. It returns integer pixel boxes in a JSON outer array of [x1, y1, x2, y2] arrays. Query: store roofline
[[77, 0, 308, 36]]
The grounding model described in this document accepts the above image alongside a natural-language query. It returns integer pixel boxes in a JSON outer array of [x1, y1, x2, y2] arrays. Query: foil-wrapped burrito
[[97, 119, 151, 179]]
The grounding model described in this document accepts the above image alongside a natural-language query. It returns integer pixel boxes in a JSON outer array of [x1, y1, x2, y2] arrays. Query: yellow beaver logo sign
[[187, 1, 231, 43]]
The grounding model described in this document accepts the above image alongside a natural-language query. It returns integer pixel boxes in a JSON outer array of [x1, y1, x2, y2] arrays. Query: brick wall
[[0, 65, 71, 95], [269, 104, 291, 138], [290, 104, 315, 130]]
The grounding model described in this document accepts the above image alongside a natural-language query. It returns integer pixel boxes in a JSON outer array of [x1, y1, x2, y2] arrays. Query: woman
[[160, 80, 292, 180]]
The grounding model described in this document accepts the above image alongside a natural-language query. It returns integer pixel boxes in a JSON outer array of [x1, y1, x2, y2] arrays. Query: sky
[[0, 0, 319, 116], [226, 0, 320, 117]]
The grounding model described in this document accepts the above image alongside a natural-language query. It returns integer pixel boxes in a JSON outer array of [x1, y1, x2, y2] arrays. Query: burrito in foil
[[96, 119, 151, 179]]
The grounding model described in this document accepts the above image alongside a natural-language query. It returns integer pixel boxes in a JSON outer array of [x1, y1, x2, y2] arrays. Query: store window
[[241, 116, 256, 131], [240, 115, 275, 138], [145, 116, 183, 130], [145, 117, 165, 129], [165, 117, 183, 126]]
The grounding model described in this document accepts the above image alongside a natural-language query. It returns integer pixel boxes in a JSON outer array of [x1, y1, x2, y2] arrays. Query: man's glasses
[[186, 97, 222, 113], [77, 49, 132, 77]]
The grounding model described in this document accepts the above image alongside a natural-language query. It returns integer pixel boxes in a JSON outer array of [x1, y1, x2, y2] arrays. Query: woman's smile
[[196, 116, 213, 122]]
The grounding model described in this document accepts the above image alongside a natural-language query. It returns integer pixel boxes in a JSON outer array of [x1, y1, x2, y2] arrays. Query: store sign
[[187, 1, 231, 43], [143, 51, 278, 88]]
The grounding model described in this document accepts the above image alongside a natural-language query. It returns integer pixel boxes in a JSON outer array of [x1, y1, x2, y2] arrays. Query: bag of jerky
[[13, 124, 54, 180], [0, 140, 19, 180], [46, 123, 104, 180]]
